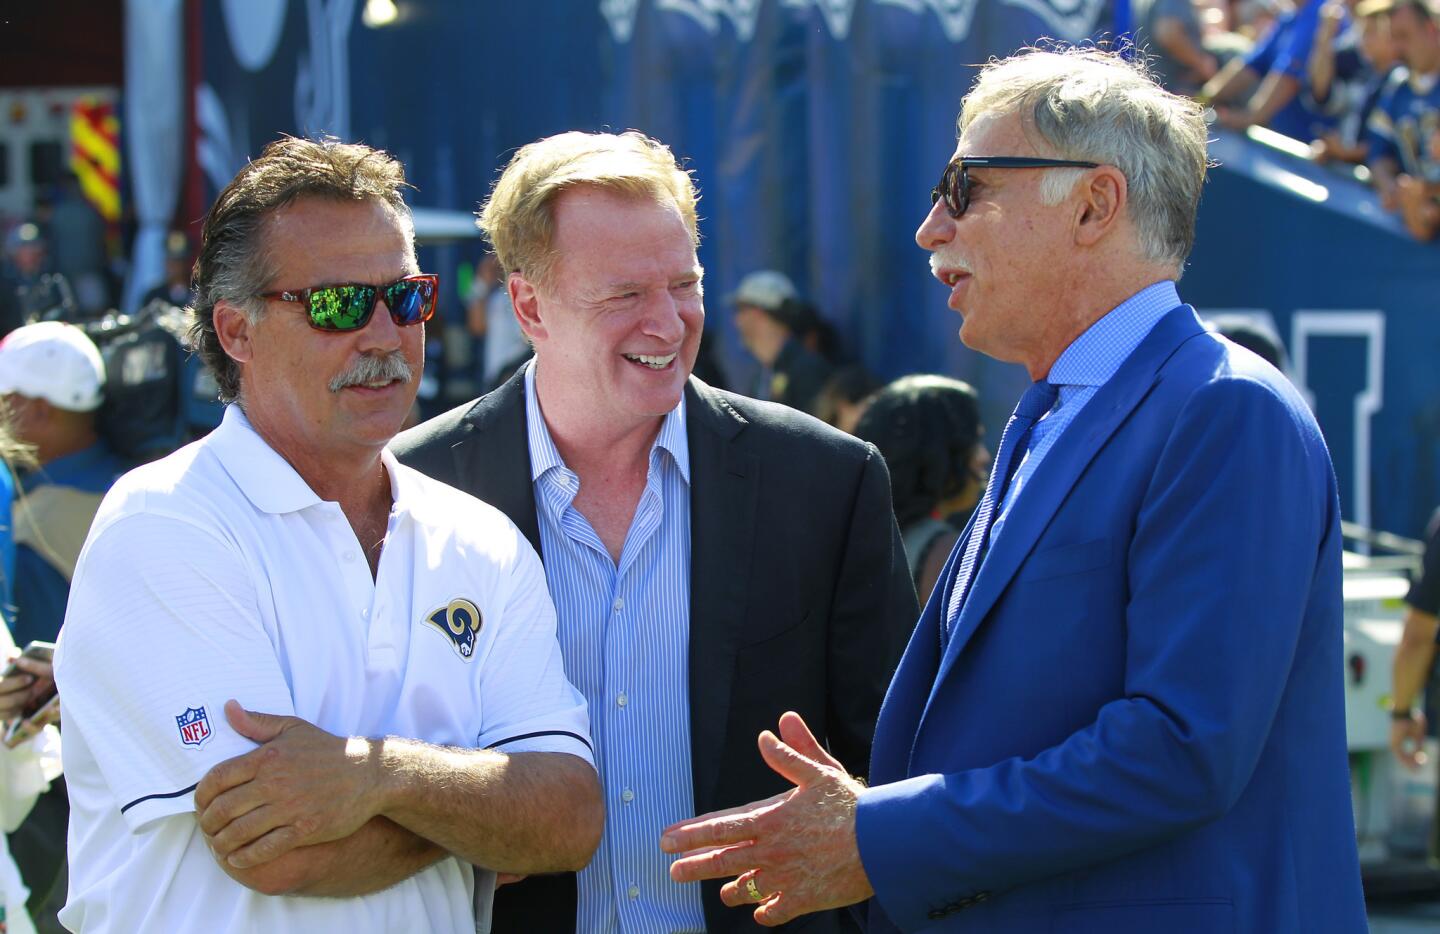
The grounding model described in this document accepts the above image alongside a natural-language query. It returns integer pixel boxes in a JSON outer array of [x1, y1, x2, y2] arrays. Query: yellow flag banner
[[69, 98, 121, 222]]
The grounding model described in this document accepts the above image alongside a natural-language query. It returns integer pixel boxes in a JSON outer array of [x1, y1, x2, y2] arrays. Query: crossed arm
[[57, 511, 602, 900], [195, 700, 603, 896]]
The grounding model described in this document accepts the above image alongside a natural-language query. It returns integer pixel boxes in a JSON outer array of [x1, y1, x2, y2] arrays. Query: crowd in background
[[1138, 0, 1440, 239]]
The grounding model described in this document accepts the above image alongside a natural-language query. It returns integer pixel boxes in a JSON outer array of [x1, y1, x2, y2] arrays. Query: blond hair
[[478, 130, 699, 288]]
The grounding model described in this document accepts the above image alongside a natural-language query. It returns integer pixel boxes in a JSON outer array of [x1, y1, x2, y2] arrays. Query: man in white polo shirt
[[53, 136, 602, 933]]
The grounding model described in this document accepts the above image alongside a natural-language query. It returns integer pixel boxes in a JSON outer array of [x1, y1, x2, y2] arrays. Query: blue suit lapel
[[920, 306, 1207, 729], [869, 537, 965, 785]]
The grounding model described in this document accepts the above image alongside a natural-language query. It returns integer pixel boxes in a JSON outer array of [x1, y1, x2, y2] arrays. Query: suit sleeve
[[826, 444, 919, 778], [855, 376, 1335, 928]]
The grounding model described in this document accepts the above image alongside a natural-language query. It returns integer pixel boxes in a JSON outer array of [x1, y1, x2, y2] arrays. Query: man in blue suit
[[662, 46, 1366, 932]]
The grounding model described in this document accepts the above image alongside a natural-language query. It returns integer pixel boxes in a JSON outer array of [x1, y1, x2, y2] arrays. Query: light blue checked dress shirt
[[524, 364, 706, 934], [989, 280, 1181, 543]]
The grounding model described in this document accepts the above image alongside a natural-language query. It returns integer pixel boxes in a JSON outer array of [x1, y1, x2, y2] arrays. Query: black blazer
[[392, 369, 918, 933]]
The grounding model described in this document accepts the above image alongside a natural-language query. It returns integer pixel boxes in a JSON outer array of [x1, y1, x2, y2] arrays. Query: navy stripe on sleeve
[[487, 729, 594, 754], [120, 782, 200, 815]]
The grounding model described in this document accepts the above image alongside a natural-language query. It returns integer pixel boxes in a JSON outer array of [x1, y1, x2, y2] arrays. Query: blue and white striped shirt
[[524, 363, 706, 934], [991, 280, 1180, 542]]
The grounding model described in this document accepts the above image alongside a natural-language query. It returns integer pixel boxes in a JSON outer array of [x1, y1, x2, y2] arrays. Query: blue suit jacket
[[856, 306, 1366, 933]]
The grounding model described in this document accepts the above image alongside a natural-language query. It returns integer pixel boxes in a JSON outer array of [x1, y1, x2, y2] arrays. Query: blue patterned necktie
[[944, 379, 1059, 638]]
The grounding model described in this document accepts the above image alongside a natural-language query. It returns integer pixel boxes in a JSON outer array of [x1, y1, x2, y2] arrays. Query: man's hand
[[1319, 0, 1346, 40], [1311, 132, 1341, 164], [195, 700, 382, 869], [1391, 709, 1429, 770], [661, 712, 874, 927], [0, 652, 54, 722]]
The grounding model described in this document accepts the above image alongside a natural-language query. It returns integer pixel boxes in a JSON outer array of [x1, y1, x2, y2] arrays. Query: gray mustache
[[329, 351, 414, 392]]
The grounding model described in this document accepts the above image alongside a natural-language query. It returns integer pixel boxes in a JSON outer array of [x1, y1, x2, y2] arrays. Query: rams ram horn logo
[[424, 598, 483, 660]]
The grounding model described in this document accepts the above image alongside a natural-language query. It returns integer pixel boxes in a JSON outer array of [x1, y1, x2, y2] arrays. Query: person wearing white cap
[[730, 269, 834, 413], [0, 320, 126, 930], [0, 321, 127, 647]]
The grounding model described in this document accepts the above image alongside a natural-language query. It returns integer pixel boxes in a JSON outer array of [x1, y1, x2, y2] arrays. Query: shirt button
[[612, 597, 624, 612], [621, 788, 634, 803], [616, 692, 628, 707], [628, 885, 640, 900], [361, 607, 370, 618]]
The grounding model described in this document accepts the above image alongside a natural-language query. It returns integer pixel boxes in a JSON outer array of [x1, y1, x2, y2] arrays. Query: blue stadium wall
[[199, 0, 1439, 536]]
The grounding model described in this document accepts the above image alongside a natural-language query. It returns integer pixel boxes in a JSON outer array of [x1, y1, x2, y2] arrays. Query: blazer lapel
[[453, 367, 543, 556], [684, 378, 757, 814], [927, 306, 1207, 697], [870, 539, 961, 784]]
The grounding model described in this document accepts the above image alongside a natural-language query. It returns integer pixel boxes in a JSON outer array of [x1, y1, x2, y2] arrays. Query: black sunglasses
[[260, 274, 439, 332], [931, 157, 1100, 219]]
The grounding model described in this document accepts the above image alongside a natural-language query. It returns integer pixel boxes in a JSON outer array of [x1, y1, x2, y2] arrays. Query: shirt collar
[[207, 405, 326, 514], [523, 359, 690, 485], [1046, 280, 1180, 390], [211, 405, 425, 526], [209, 404, 415, 525], [383, 445, 429, 524]]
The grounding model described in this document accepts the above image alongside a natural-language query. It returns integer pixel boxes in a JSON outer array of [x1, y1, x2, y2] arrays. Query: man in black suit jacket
[[392, 130, 916, 933]]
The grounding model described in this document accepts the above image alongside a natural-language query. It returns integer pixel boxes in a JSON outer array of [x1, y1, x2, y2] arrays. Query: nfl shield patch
[[175, 706, 212, 748]]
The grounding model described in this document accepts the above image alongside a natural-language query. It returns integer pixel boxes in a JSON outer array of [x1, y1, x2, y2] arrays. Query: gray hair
[[188, 136, 414, 402], [960, 47, 1209, 274]]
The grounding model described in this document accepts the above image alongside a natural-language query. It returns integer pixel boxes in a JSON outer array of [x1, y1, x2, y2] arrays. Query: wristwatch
[[1391, 704, 1418, 721]]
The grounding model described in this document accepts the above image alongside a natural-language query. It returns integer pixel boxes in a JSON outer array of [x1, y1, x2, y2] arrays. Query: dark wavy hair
[[187, 136, 412, 402], [853, 374, 982, 527]]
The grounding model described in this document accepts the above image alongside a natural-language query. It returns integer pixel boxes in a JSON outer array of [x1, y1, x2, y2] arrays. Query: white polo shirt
[[54, 405, 593, 934]]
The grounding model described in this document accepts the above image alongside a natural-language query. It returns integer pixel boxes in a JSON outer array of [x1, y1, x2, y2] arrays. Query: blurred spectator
[[1133, 0, 1221, 92], [1199, 0, 1270, 60], [1216, 321, 1289, 369], [0, 414, 31, 615], [1203, 0, 1339, 139], [1390, 505, 1440, 858], [44, 173, 110, 316], [792, 298, 844, 365], [1309, 0, 1400, 164], [730, 270, 833, 413], [690, 330, 729, 391], [0, 414, 61, 934], [465, 253, 529, 392], [1, 618, 63, 934], [1367, 0, 1440, 239], [138, 231, 196, 310], [0, 323, 127, 647], [853, 374, 990, 601], [0, 225, 47, 338], [1227, 0, 1286, 38], [813, 364, 881, 434]]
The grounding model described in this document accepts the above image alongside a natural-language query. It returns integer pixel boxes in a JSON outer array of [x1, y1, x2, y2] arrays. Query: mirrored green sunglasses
[[260, 274, 438, 332]]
